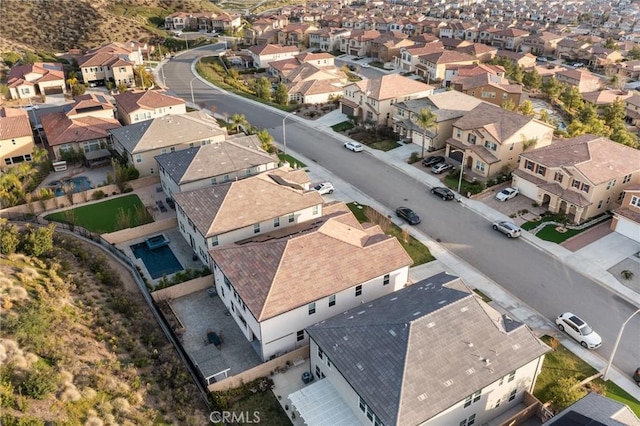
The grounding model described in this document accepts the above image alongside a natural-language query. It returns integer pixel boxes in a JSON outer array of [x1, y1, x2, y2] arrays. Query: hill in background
[[0, 0, 224, 54]]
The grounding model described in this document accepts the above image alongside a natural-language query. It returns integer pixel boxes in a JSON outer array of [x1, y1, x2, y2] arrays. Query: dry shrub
[[85, 415, 104, 426], [112, 397, 131, 414], [547, 336, 560, 350], [401, 228, 410, 243]]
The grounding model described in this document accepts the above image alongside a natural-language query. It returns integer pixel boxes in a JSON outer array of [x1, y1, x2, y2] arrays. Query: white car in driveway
[[344, 141, 364, 152], [313, 182, 334, 195], [555, 312, 602, 349], [496, 187, 519, 201]]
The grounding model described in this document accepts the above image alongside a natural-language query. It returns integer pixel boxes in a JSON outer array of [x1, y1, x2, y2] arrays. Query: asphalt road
[[162, 45, 640, 376]]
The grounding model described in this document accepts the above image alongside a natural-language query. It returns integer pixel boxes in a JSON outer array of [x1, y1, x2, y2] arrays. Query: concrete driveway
[[476, 184, 546, 225]]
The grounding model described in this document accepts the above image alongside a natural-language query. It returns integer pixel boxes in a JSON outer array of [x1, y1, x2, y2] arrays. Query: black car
[[633, 367, 640, 386], [395, 207, 421, 225], [422, 156, 445, 167], [431, 186, 455, 201]]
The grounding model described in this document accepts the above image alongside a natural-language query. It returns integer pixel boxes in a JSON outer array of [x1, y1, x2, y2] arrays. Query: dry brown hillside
[[0, 0, 223, 53]]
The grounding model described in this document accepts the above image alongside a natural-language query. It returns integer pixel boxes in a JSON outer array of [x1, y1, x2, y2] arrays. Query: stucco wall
[[102, 217, 178, 244], [151, 275, 213, 302], [207, 345, 309, 392]]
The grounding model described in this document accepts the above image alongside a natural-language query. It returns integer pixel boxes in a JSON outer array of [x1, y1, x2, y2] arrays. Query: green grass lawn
[[521, 214, 609, 244], [368, 139, 401, 151], [347, 202, 434, 266], [230, 391, 291, 424], [45, 194, 152, 234], [535, 336, 640, 416], [443, 174, 485, 195], [331, 121, 354, 132]]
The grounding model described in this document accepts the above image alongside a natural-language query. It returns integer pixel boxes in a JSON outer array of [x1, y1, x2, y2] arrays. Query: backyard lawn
[[347, 202, 434, 266], [535, 336, 640, 416], [45, 194, 153, 233], [521, 214, 610, 244]]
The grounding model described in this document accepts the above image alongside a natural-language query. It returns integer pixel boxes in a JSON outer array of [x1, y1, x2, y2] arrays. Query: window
[[618, 192, 625, 201], [536, 165, 546, 176], [359, 396, 366, 413], [297, 330, 304, 341], [308, 302, 316, 315], [597, 200, 603, 209], [572, 179, 581, 189], [508, 389, 517, 401], [606, 179, 616, 190], [524, 160, 534, 171], [467, 134, 477, 144], [631, 195, 640, 207], [312, 205, 319, 215], [623, 174, 632, 184], [211, 177, 217, 185], [329, 294, 336, 307], [274, 217, 280, 228], [554, 172, 563, 183], [355, 285, 362, 297], [224, 174, 230, 182], [318, 347, 324, 360], [494, 398, 501, 408], [464, 390, 481, 407], [135, 154, 142, 163], [484, 141, 497, 151], [474, 161, 485, 172], [581, 183, 590, 193], [383, 274, 390, 286], [507, 371, 515, 382], [456, 129, 462, 138], [288, 213, 295, 223], [253, 223, 260, 234], [459, 414, 476, 426], [211, 235, 219, 247]]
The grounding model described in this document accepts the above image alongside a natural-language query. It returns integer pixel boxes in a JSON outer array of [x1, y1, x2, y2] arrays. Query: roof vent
[[417, 393, 427, 401], [444, 379, 453, 387], [390, 296, 398, 301], [438, 300, 446, 305], [484, 358, 491, 366], [460, 306, 469, 312], [412, 311, 421, 316], [512, 343, 521, 350], [466, 368, 475, 375], [356, 363, 364, 371], [343, 335, 349, 341], [389, 329, 397, 336], [426, 322, 435, 328], [465, 341, 474, 348]]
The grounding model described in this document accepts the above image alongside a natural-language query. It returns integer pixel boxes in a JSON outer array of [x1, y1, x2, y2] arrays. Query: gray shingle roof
[[307, 272, 550, 426], [154, 135, 277, 185], [546, 392, 640, 426]]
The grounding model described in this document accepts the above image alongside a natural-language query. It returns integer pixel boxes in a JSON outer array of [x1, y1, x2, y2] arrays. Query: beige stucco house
[[512, 135, 640, 223], [555, 69, 601, 93], [7, 62, 66, 100], [415, 50, 478, 81], [0, 108, 36, 167], [611, 185, 640, 242], [340, 74, 434, 126], [209, 201, 412, 361], [113, 89, 186, 125], [445, 103, 555, 179], [247, 44, 300, 68], [109, 111, 227, 177]]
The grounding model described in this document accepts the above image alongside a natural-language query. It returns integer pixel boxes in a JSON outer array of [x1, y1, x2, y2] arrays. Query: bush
[[408, 152, 420, 164], [19, 362, 58, 400], [123, 187, 134, 193], [91, 190, 106, 200]]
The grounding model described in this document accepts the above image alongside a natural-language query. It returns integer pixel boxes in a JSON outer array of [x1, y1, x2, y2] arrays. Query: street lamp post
[[603, 308, 640, 381], [189, 76, 198, 105], [449, 148, 467, 194], [282, 111, 297, 159]]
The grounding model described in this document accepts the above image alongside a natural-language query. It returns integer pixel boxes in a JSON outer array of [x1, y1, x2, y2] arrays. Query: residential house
[[155, 133, 278, 197], [393, 90, 486, 151], [85, 42, 145, 66], [340, 74, 434, 126], [611, 185, 640, 243], [556, 38, 592, 62], [244, 19, 282, 46], [277, 23, 318, 48], [519, 32, 565, 56], [512, 135, 640, 223], [370, 34, 414, 63], [247, 44, 300, 68], [268, 51, 337, 80], [308, 28, 351, 52], [0, 108, 36, 167], [113, 89, 186, 125], [545, 391, 640, 425], [451, 72, 524, 107], [591, 46, 624, 70], [164, 11, 241, 33], [293, 272, 550, 426], [555, 69, 601, 93], [581, 89, 633, 114], [7, 62, 66, 100], [446, 103, 555, 180], [208, 201, 413, 361], [78, 48, 135, 88], [109, 111, 227, 176], [40, 93, 120, 164], [495, 50, 537, 69], [491, 28, 530, 51], [625, 93, 640, 128], [457, 43, 499, 63], [415, 50, 478, 82], [396, 42, 445, 72], [340, 30, 381, 56], [443, 63, 505, 87]]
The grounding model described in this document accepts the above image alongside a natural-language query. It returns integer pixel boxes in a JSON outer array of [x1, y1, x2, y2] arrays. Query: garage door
[[512, 175, 539, 200], [613, 217, 640, 242], [43, 86, 63, 95]]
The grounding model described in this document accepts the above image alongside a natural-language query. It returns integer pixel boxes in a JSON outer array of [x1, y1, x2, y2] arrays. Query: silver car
[[492, 221, 521, 238]]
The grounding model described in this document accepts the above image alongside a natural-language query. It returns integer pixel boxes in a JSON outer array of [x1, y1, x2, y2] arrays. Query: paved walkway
[[179, 59, 640, 402]]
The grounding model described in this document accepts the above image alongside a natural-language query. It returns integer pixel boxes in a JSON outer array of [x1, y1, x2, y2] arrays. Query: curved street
[[160, 45, 639, 378]]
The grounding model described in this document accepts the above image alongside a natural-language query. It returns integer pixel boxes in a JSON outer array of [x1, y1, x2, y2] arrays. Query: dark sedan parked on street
[[430, 186, 455, 201], [395, 207, 421, 225]]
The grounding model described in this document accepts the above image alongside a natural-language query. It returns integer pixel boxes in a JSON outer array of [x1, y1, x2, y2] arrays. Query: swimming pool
[[49, 176, 93, 197], [130, 242, 183, 280]]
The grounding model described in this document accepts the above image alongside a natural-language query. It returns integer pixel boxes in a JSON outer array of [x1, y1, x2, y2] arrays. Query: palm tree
[[415, 108, 437, 158], [230, 113, 249, 134]]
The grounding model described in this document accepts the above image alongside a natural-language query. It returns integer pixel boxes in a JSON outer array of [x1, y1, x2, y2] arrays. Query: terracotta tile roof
[[403, 41, 445, 56], [452, 73, 521, 93], [0, 108, 32, 140], [288, 78, 344, 96], [7, 62, 64, 84], [353, 74, 433, 101], [614, 206, 640, 224], [581, 89, 633, 106], [521, 135, 640, 184], [113, 90, 185, 115], [40, 112, 121, 146], [66, 93, 115, 117], [78, 51, 134, 68], [209, 204, 412, 321], [453, 103, 534, 142], [172, 169, 322, 238], [419, 50, 478, 64], [248, 44, 300, 56]]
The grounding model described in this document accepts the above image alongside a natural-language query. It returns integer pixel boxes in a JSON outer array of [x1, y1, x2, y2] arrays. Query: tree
[[134, 65, 154, 89], [541, 77, 563, 100], [560, 85, 583, 111], [609, 122, 639, 148], [0, 219, 20, 255], [538, 109, 551, 123], [627, 45, 640, 60], [604, 37, 618, 50], [256, 129, 275, 152], [274, 83, 289, 105], [251, 77, 272, 102], [604, 66, 627, 90], [510, 65, 524, 84], [415, 108, 437, 158], [501, 99, 516, 111], [521, 134, 539, 151], [518, 100, 535, 116], [117, 82, 128, 93], [21, 224, 55, 258], [547, 377, 587, 412], [230, 113, 249, 134], [567, 117, 611, 138], [22, 52, 39, 65], [522, 69, 542, 90], [603, 98, 626, 125]]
